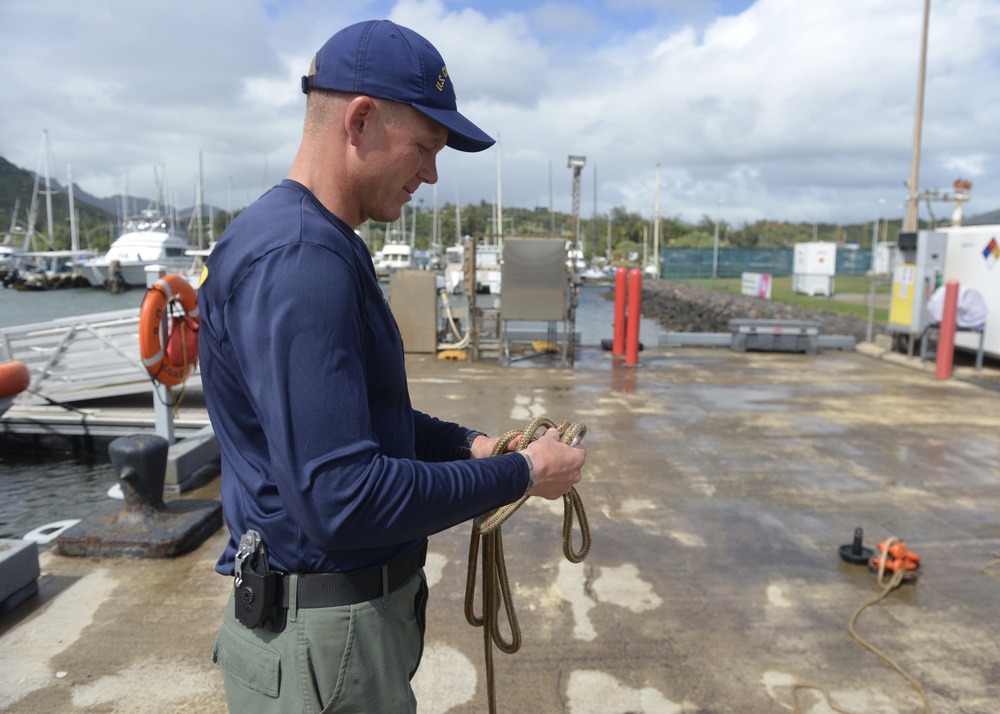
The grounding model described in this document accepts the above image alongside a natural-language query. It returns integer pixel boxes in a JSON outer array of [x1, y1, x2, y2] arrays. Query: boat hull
[[81, 258, 194, 288]]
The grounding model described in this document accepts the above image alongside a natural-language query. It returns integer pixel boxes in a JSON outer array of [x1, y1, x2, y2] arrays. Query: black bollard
[[109, 434, 169, 516], [838, 527, 874, 564]]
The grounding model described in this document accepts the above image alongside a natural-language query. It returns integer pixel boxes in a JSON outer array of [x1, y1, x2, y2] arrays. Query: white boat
[[80, 209, 198, 288], [475, 242, 502, 295], [565, 240, 587, 276], [444, 244, 464, 294], [143, 244, 214, 289], [374, 242, 414, 278], [441, 239, 502, 295]]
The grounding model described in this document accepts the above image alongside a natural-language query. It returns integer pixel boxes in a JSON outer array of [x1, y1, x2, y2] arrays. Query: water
[[0, 450, 116, 542], [0, 285, 144, 329], [0, 287, 136, 540], [0, 281, 661, 541]]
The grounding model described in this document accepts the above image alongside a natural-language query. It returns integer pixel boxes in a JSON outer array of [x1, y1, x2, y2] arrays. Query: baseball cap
[[302, 20, 495, 153]]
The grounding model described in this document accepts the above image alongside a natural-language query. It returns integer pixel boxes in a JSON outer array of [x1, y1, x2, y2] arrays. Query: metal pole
[[712, 198, 722, 280], [903, 0, 931, 231], [652, 164, 660, 278]]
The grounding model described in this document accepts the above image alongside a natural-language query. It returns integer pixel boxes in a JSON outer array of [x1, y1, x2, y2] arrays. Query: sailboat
[[2, 132, 97, 289]]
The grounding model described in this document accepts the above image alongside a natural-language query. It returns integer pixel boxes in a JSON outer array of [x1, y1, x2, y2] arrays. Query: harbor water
[[0, 286, 145, 542], [0, 284, 145, 329], [0, 280, 660, 542]]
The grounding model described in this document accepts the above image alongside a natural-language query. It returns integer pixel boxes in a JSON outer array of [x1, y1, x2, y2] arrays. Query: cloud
[[0, 0, 997, 226]]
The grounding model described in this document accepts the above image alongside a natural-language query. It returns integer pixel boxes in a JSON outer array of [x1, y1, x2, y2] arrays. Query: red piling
[[935, 280, 960, 380], [613, 267, 627, 356], [626, 268, 642, 366]]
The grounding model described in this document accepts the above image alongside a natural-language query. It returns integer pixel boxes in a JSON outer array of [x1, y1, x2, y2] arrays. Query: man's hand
[[520, 428, 585, 500], [470, 428, 585, 500]]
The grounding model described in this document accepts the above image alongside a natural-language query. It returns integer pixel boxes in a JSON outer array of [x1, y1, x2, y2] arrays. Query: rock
[[638, 281, 870, 342]]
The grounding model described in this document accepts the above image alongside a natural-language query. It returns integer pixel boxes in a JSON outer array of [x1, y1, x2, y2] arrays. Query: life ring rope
[[139, 274, 200, 387]]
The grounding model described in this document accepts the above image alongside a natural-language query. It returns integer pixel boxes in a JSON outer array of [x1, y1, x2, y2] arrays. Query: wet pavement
[[2, 343, 999, 713]]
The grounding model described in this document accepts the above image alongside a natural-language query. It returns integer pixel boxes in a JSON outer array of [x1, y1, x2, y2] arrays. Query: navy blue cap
[[302, 20, 495, 153]]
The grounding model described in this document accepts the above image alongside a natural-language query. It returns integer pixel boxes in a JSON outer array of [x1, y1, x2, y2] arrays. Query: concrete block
[[0, 538, 40, 613], [729, 319, 821, 355], [164, 425, 220, 494]]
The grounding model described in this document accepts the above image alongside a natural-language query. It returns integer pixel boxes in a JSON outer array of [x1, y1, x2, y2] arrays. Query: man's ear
[[345, 96, 377, 147]]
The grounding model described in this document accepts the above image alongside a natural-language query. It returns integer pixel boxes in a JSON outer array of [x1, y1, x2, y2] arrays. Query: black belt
[[279, 546, 426, 609]]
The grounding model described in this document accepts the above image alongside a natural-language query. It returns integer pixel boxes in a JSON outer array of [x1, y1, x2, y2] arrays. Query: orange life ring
[[139, 274, 200, 387], [0, 359, 30, 399]]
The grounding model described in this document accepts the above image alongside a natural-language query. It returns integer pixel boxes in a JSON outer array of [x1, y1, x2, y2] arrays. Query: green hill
[[0, 156, 117, 252]]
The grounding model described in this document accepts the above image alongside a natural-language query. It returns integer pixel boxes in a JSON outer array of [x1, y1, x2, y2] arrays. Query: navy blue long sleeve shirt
[[199, 180, 528, 576]]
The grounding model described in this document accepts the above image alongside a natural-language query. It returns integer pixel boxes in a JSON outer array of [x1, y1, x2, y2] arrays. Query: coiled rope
[[464, 417, 590, 714]]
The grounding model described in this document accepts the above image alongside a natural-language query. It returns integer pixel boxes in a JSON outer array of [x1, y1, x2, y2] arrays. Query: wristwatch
[[457, 430, 487, 459], [521, 452, 536, 496]]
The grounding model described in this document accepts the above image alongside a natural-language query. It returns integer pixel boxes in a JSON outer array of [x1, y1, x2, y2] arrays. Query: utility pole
[[903, 0, 931, 231]]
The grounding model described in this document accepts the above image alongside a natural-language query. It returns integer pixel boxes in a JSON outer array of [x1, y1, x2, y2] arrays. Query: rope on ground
[[792, 537, 930, 714], [464, 416, 590, 714], [980, 549, 1000, 577]]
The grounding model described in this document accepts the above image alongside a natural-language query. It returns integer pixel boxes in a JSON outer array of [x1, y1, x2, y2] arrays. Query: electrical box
[[888, 230, 947, 336], [500, 238, 569, 321], [389, 270, 438, 353], [792, 242, 836, 296]]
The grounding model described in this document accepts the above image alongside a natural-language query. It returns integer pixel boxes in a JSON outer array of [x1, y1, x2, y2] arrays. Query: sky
[[1, 0, 998, 229]]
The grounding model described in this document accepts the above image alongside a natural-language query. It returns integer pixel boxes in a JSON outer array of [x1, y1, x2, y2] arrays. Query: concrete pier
[[1, 345, 998, 713]]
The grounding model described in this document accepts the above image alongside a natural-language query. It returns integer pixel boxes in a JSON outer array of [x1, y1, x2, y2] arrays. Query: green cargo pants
[[212, 570, 428, 714]]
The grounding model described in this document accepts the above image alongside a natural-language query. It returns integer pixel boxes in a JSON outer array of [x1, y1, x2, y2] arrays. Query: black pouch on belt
[[234, 530, 284, 632]]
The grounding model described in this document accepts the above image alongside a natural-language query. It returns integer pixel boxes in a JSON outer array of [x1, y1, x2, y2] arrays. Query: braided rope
[[464, 416, 590, 713]]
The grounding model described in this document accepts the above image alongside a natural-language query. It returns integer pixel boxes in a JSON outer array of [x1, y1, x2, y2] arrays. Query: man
[[201, 19, 586, 713]]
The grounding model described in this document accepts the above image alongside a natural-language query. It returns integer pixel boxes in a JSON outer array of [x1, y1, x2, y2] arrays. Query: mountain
[[0, 156, 226, 251], [0, 156, 117, 249]]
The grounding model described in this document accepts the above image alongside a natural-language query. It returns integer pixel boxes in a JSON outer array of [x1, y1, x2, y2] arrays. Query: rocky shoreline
[[639, 280, 871, 342]]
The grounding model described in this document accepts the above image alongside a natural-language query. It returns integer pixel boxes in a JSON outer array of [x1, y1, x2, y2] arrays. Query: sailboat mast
[[496, 132, 502, 240], [198, 151, 206, 249], [42, 130, 55, 248], [67, 164, 79, 254]]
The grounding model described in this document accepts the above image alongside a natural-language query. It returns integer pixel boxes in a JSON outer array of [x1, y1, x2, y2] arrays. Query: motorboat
[[475, 242, 502, 295], [143, 244, 214, 289], [441, 240, 501, 295], [374, 242, 414, 278], [80, 209, 199, 289], [565, 241, 587, 276]]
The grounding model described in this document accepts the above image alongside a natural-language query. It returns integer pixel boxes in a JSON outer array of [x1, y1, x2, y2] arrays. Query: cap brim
[[411, 104, 495, 153]]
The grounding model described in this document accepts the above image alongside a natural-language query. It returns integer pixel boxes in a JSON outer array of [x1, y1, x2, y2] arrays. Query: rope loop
[[464, 416, 590, 713]]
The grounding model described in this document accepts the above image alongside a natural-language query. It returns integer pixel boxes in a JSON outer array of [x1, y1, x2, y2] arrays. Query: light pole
[[568, 155, 586, 254], [712, 198, 723, 280]]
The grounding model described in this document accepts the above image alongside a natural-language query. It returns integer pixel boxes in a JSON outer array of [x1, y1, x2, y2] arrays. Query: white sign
[[741, 272, 772, 299]]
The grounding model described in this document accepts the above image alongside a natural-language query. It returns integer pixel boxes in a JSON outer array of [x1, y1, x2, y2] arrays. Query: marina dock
[[1, 342, 999, 713]]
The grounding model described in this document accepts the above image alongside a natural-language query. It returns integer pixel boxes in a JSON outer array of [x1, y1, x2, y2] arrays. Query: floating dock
[[0, 309, 217, 491]]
